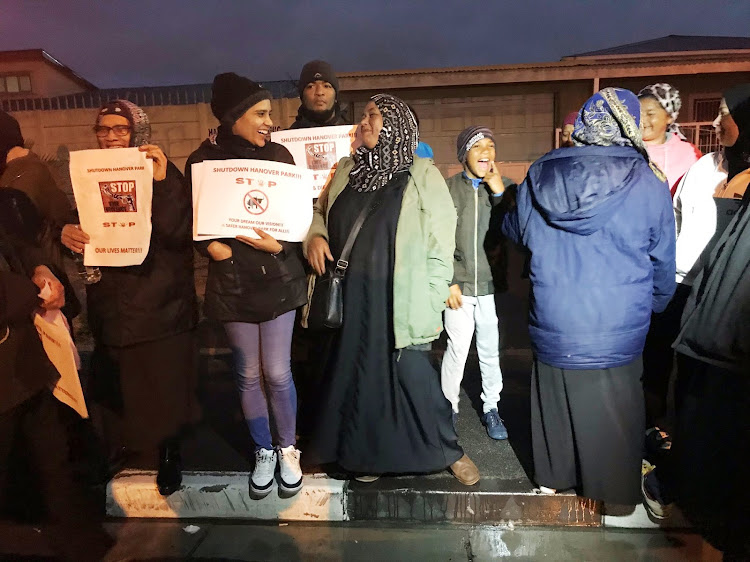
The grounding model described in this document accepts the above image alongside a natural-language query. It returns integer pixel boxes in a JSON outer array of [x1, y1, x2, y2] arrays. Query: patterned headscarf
[[638, 83, 686, 140], [573, 87, 666, 182], [349, 93, 418, 193]]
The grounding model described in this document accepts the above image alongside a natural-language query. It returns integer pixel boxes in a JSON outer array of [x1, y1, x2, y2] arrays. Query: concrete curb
[[107, 470, 347, 521]]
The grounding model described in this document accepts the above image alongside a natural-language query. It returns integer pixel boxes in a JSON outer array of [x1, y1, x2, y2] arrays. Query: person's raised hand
[[139, 144, 167, 181], [484, 162, 505, 195]]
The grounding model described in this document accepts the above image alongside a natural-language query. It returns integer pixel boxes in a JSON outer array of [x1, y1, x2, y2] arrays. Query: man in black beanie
[[289, 60, 350, 130]]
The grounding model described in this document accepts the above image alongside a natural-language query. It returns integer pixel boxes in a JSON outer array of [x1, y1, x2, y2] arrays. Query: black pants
[[531, 357, 644, 505], [670, 354, 750, 558], [0, 391, 111, 561], [641, 283, 690, 427], [91, 330, 199, 462]]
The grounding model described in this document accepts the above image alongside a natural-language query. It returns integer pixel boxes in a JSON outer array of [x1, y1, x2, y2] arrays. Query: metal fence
[[679, 122, 720, 154], [1, 80, 298, 112]]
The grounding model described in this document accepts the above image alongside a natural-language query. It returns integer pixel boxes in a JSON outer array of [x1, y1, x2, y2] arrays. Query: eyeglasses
[[94, 125, 131, 137]]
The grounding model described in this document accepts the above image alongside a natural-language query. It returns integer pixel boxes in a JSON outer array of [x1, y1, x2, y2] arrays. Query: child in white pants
[[441, 125, 513, 440]]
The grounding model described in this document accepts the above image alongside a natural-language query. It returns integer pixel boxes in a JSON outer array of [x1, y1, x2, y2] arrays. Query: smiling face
[[95, 114, 132, 149], [713, 98, 740, 147], [302, 80, 336, 113], [639, 96, 672, 145], [359, 101, 383, 150], [464, 137, 496, 179], [232, 99, 273, 146]]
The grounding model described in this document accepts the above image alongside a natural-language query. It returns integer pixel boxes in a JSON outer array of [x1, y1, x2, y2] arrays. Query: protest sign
[[69, 148, 153, 266], [271, 124, 358, 198], [34, 310, 88, 419], [192, 159, 312, 242]]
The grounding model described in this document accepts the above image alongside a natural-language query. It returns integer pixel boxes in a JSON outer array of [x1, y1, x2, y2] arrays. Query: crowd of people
[[1, 57, 749, 558]]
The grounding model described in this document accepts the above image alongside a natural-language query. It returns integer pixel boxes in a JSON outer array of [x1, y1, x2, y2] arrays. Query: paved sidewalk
[[0, 520, 721, 561]]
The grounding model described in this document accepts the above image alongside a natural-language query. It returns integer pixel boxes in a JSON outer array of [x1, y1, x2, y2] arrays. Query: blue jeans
[[224, 311, 297, 451]]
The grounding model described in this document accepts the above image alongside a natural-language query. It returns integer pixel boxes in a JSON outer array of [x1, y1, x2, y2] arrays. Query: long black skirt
[[531, 357, 644, 505], [308, 175, 463, 474]]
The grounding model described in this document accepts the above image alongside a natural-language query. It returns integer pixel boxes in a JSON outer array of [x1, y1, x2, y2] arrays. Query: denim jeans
[[224, 311, 297, 451]]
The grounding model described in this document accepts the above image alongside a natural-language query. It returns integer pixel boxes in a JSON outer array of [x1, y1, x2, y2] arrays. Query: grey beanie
[[457, 126, 495, 163]]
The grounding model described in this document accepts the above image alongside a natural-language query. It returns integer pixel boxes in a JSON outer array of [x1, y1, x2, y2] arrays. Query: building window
[[0, 74, 33, 95], [692, 96, 721, 122]]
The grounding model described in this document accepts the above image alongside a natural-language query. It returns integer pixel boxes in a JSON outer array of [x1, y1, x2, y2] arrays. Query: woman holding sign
[[61, 100, 198, 497], [304, 94, 479, 485], [186, 73, 307, 499]]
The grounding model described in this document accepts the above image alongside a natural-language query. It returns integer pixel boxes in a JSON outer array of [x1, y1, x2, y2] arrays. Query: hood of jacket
[[527, 145, 656, 236]]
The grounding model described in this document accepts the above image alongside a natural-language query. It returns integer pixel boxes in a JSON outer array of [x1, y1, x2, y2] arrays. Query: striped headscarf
[[349, 93, 419, 193], [573, 87, 666, 182], [638, 83, 686, 140]]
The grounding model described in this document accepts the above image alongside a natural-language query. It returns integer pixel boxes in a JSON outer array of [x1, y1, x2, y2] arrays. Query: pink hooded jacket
[[645, 133, 702, 196]]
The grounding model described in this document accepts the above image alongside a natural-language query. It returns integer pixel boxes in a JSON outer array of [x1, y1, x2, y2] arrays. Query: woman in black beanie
[[186, 73, 307, 499]]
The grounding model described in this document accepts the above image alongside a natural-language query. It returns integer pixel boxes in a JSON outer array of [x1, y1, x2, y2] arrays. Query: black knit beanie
[[297, 60, 339, 98], [211, 72, 272, 126], [456, 126, 495, 163], [0, 110, 24, 174]]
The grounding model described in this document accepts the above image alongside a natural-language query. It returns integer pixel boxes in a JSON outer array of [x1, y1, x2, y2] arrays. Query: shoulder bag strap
[[334, 189, 387, 276]]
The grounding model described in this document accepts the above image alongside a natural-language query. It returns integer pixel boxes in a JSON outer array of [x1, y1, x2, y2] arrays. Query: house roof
[[567, 35, 750, 58], [0, 49, 97, 90]]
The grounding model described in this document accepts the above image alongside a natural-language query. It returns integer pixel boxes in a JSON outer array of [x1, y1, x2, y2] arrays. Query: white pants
[[441, 294, 503, 414]]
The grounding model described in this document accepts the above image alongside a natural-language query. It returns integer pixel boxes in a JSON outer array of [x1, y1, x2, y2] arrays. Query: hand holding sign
[[236, 228, 283, 255]]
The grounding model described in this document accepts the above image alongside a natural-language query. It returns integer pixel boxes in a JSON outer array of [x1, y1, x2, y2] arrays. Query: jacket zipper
[[474, 188, 478, 295]]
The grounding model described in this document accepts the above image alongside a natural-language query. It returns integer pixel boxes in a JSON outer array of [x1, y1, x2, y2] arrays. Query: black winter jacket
[[186, 138, 307, 323], [86, 161, 197, 347], [288, 103, 350, 130]]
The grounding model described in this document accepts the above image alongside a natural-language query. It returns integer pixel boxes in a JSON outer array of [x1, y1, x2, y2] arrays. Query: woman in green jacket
[[304, 93, 479, 484]]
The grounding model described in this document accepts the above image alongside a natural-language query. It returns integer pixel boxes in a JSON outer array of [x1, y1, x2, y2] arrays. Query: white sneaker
[[278, 446, 303, 497], [250, 448, 277, 498]]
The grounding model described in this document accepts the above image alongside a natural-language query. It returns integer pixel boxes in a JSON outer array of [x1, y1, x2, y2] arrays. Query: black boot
[[156, 440, 182, 496]]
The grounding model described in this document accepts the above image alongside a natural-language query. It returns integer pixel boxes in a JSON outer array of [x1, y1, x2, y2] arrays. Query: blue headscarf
[[572, 87, 665, 182]]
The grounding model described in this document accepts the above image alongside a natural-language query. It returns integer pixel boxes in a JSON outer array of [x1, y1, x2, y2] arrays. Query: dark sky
[[1, 0, 748, 88]]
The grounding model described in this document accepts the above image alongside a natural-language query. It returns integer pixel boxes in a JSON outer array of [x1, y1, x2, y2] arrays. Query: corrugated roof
[[568, 35, 750, 58]]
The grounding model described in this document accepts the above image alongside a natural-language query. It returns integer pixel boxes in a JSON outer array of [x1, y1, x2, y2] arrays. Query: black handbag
[[306, 191, 385, 330]]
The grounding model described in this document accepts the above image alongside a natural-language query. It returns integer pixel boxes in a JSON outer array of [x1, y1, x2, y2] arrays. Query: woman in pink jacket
[[638, 83, 701, 196]]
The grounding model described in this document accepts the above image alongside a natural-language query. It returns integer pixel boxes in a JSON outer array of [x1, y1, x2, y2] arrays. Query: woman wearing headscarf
[[186, 73, 308, 499], [638, 84, 701, 448], [501, 88, 675, 504], [638, 83, 701, 195], [666, 84, 750, 559], [60, 100, 198, 496], [304, 93, 478, 484]]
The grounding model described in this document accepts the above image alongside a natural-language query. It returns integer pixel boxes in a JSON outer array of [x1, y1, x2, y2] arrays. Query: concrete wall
[[1, 59, 87, 98], [10, 98, 302, 175]]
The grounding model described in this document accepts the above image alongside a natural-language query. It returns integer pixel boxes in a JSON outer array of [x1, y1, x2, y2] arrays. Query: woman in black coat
[[187, 73, 307, 499], [61, 100, 198, 496]]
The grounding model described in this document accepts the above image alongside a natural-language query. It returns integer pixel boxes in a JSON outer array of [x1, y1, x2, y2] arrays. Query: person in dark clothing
[[60, 100, 198, 496], [664, 83, 750, 560], [187, 72, 308, 499], [0, 198, 112, 562], [501, 88, 675, 504], [289, 60, 350, 130]]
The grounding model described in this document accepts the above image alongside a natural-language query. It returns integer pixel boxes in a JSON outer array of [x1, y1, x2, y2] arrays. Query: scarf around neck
[[349, 94, 418, 193]]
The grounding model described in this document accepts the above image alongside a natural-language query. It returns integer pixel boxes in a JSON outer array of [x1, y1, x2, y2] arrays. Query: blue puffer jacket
[[502, 145, 676, 369]]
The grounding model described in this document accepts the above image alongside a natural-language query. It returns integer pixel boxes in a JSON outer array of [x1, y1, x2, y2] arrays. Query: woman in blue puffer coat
[[501, 88, 676, 504]]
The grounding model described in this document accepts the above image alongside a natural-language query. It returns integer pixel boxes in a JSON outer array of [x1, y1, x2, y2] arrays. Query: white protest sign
[[193, 159, 312, 242], [69, 148, 153, 266], [271, 125, 358, 197], [34, 310, 88, 419]]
